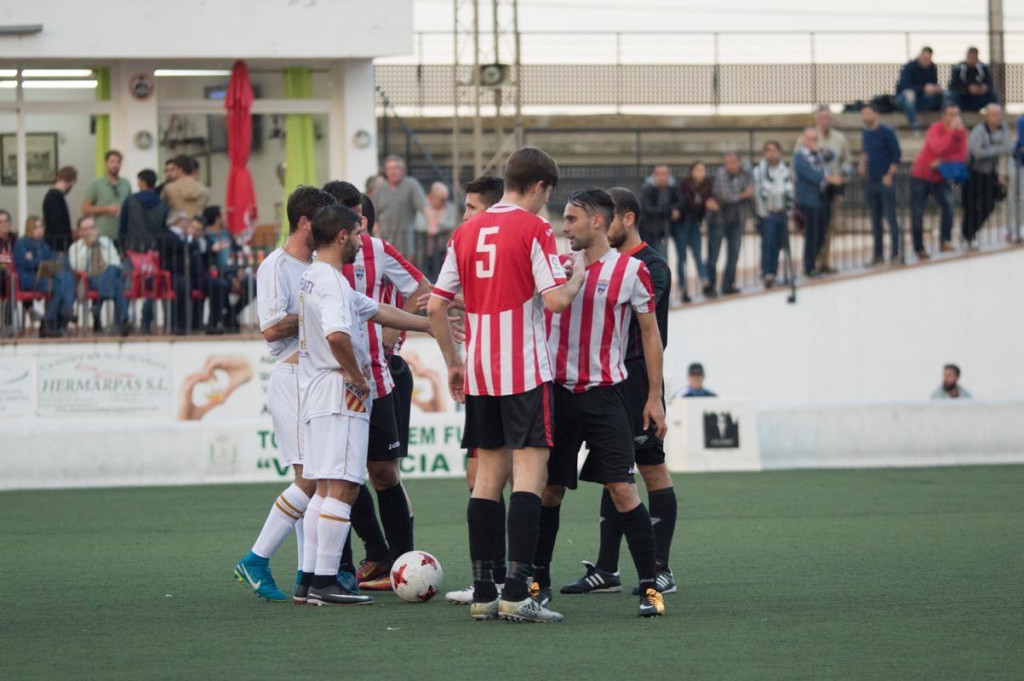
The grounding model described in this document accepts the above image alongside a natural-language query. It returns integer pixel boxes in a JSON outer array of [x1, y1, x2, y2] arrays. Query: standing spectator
[[203, 205, 252, 331], [670, 363, 717, 399], [1015, 112, 1024, 243], [0, 209, 15, 326], [910, 103, 967, 257], [375, 155, 425, 257], [948, 47, 998, 113], [674, 162, 713, 301], [42, 165, 77, 253], [82, 150, 131, 243], [416, 181, 457, 282], [963, 104, 1013, 248], [793, 128, 842, 277], [708, 153, 754, 295], [163, 211, 199, 334], [895, 47, 944, 132], [808, 105, 849, 275], [639, 164, 681, 257], [931, 364, 972, 399], [752, 141, 793, 288], [119, 169, 169, 253], [67, 216, 129, 335], [188, 215, 231, 335], [13, 216, 74, 337], [365, 174, 384, 202], [161, 155, 210, 219], [860, 103, 903, 265]]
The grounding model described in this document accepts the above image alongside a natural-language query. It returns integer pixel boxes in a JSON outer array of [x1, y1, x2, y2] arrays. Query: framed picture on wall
[[0, 133, 59, 186]]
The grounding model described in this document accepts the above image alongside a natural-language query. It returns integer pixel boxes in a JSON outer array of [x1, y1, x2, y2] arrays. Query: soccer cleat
[[498, 597, 564, 623], [559, 561, 622, 594], [292, 570, 309, 604], [358, 575, 393, 591], [631, 570, 678, 595], [356, 559, 391, 583], [638, 588, 665, 618], [337, 569, 360, 595], [469, 597, 501, 621], [233, 552, 288, 602], [529, 580, 552, 608], [307, 580, 374, 606], [446, 582, 503, 605]]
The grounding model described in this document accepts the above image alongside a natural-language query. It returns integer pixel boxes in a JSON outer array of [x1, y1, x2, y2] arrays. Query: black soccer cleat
[[559, 561, 622, 594], [631, 569, 677, 595], [638, 588, 665, 618], [307, 580, 374, 606]]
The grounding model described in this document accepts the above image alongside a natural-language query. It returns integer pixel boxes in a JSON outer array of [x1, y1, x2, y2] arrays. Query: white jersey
[[298, 260, 380, 423], [256, 247, 311, 363]]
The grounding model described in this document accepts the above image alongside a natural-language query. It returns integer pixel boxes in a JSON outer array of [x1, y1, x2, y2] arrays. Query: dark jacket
[[42, 188, 72, 252], [896, 59, 939, 96], [793, 146, 833, 209], [680, 177, 712, 223], [948, 61, 993, 97], [13, 237, 53, 283], [119, 190, 170, 252], [640, 178, 681, 240]]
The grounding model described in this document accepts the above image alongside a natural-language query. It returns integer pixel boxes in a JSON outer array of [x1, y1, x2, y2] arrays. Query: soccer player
[[560, 186, 679, 596], [297, 203, 432, 606], [427, 148, 586, 622], [233, 186, 337, 602], [533, 188, 668, 618]]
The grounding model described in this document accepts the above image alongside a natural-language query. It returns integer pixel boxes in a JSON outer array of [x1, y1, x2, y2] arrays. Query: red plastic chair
[[10, 271, 50, 336]]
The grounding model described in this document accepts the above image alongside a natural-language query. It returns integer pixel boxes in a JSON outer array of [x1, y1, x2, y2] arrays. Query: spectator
[[375, 155, 425, 257], [82, 150, 131, 243], [639, 164, 681, 257], [365, 174, 384, 202], [163, 211, 200, 334], [42, 165, 77, 253], [963, 103, 1013, 248], [910, 103, 967, 257], [671, 363, 717, 399], [931, 363, 972, 399], [752, 141, 793, 288], [793, 128, 842, 277], [674, 162, 712, 302], [416, 181, 457, 281], [203, 205, 252, 331], [13, 216, 74, 337], [188, 215, 231, 335], [67, 216, 129, 335], [1016, 113, 1024, 243], [896, 46, 944, 132], [119, 168, 169, 253], [948, 47, 998, 113], [0, 209, 15, 324], [807, 105, 849, 275], [161, 155, 210, 220], [708, 152, 754, 295], [859, 103, 903, 265]]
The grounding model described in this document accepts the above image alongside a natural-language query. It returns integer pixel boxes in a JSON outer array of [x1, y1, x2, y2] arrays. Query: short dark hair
[[944, 363, 961, 378], [311, 203, 360, 249], [105, 149, 123, 162], [921, 46, 933, 55], [463, 175, 504, 208], [967, 46, 979, 55], [504, 147, 559, 195], [360, 193, 376, 232], [688, 362, 705, 376], [56, 166, 78, 182], [167, 155, 191, 173], [322, 180, 363, 209], [203, 205, 222, 226], [607, 186, 641, 224], [763, 140, 781, 152], [942, 101, 960, 115], [137, 169, 157, 189], [286, 186, 336, 235], [568, 188, 615, 229]]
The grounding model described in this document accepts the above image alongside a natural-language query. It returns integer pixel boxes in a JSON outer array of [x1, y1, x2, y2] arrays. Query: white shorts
[[268, 363, 303, 466], [302, 414, 370, 483]]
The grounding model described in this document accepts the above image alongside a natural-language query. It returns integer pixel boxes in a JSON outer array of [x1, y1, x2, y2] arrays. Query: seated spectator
[[708, 153, 754, 295], [948, 47, 998, 113], [752, 141, 793, 288], [931, 363, 972, 399], [161, 156, 210, 219], [162, 211, 201, 334], [0, 209, 15, 328], [67, 216, 130, 335], [13, 216, 74, 337], [896, 47, 944, 132], [415, 181, 457, 282], [202, 206, 251, 332], [187, 215, 230, 335], [671, 363, 717, 399], [910, 104, 967, 257], [963, 103, 1013, 247], [675, 162, 712, 302], [640, 164, 680, 257]]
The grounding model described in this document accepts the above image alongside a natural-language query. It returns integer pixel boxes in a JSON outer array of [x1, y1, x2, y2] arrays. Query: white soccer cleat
[[446, 582, 503, 605], [498, 597, 564, 623]]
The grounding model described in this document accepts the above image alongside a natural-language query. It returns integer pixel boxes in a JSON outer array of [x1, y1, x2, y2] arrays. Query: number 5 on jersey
[[475, 226, 499, 278]]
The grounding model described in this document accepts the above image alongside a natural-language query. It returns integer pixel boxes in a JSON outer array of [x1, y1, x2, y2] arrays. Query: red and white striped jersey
[[546, 250, 654, 393], [342, 234, 423, 398], [433, 203, 567, 397], [379, 283, 409, 354]]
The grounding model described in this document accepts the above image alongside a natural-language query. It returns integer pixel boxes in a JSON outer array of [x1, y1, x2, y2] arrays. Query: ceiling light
[[21, 69, 94, 78], [0, 80, 98, 89], [155, 69, 232, 77]]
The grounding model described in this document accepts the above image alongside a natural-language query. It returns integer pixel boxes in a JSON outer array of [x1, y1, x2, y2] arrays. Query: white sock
[[303, 494, 324, 574], [294, 516, 304, 569], [315, 498, 352, 577], [252, 484, 310, 559]]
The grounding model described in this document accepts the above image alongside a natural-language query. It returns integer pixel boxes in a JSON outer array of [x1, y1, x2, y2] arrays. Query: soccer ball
[[390, 551, 443, 603]]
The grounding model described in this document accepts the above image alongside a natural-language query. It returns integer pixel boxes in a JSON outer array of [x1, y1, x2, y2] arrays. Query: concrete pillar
[[329, 59, 378, 188], [108, 61, 159, 182]]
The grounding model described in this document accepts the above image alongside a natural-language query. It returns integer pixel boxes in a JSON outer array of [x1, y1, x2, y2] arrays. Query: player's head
[[311, 203, 362, 264], [606, 186, 641, 249], [360, 193, 376, 233], [463, 175, 504, 220], [286, 186, 336, 247], [322, 180, 363, 211], [504, 147, 559, 215], [563, 188, 614, 252]]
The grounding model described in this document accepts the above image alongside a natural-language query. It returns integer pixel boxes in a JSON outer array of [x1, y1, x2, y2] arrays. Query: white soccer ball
[[390, 550, 444, 603]]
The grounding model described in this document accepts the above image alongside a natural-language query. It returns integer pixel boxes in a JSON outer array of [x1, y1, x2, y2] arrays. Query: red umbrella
[[224, 60, 257, 238]]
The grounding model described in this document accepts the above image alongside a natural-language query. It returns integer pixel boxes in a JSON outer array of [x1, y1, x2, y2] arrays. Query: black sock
[[595, 487, 623, 573], [503, 491, 542, 601], [312, 573, 334, 589], [377, 483, 414, 559], [620, 502, 657, 588], [468, 497, 500, 602], [533, 505, 561, 589], [648, 487, 678, 572], [493, 493, 507, 584], [339, 534, 355, 573], [350, 484, 390, 562], [300, 571, 314, 587]]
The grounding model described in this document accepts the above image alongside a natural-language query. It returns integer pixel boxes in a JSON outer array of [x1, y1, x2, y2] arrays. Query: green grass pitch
[[2, 466, 1021, 680]]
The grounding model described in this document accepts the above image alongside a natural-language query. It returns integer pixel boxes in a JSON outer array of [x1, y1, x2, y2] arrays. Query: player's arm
[[327, 331, 369, 398], [262, 315, 298, 343], [383, 277, 432, 349], [428, 243, 466, 402], [372, 303, 433, 336], [542, 254, 586, 314], [637, 311, 667, 440]]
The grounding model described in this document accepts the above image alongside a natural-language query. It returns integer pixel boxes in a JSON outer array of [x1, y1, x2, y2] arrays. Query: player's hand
[[349, 376, 370, 402], [382, 326, 401, 352], [448, 365, 466, 403], [571, 252, 587, 279], [448, 314, 466, 344], [416, 291, 431, 311], [643, 398, 668, 440]]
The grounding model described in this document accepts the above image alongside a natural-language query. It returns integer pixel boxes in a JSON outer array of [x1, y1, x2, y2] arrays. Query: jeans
[[670, 219, 707, 288], [895, 89, 944, 129], [707, 219, 743, 290], [961, 170, 1000, 242], [87, 265, 127, 325], [799, 203, 826, 275], [910, 178, 954, 252], [23, 270, 74, 322], [759, 213, 787, 278], [865, 178, 901, 259], [951, 88, 999, 113]]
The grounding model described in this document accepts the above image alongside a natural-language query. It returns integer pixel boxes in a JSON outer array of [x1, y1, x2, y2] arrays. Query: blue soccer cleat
[[233, 551, 288, 602], [337, 569, 360, 595]]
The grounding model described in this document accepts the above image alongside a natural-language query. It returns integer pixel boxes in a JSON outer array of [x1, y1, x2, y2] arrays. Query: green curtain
[[279, 67, 318, 246], [94, 67, 111, 178]]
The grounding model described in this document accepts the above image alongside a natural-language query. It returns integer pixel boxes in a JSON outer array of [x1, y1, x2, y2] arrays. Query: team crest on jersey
[[596, 278, 610, 295], [548, 254, 561, 272], [354, 265, 365, 281]]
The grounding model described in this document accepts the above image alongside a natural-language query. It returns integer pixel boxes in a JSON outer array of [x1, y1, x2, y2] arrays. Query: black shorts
[[388, 354, 413, 455], [463, 383, 554, 451], [547, 383, 635, 490], [368, 392, 404, 461], [624, 358, 666, 467]]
